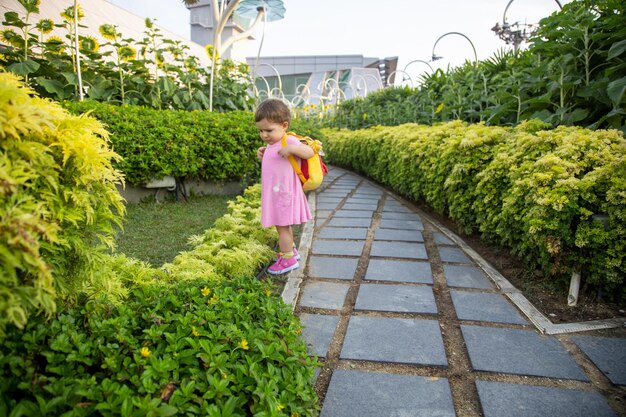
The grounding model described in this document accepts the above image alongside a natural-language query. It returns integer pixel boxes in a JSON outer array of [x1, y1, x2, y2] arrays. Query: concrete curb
[[423, 213, 626, 335]]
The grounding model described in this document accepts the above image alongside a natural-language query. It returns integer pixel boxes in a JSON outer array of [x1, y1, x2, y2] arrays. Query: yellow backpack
[[281, 132, 328, 192]]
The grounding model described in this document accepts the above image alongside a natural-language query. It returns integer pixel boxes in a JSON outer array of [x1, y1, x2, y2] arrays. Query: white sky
[[110, 0, 569, 79]]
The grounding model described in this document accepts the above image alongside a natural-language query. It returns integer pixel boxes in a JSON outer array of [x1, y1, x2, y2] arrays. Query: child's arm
[[257, 146, 266, 161], [278, 143, 314, 160]]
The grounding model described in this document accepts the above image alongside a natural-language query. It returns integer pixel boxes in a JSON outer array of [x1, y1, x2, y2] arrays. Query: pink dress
[[260, 135, 312, 227]]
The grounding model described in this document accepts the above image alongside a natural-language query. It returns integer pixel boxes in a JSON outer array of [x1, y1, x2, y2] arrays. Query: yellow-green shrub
[[323, 121, 626, 297], [0, 73, 125, 335]]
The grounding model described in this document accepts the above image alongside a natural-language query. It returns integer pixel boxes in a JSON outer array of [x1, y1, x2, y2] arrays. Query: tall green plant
[[0, 73, 125, 336]]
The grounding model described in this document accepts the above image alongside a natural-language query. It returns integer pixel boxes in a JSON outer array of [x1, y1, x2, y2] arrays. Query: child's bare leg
[[275, 225, 294, 254]]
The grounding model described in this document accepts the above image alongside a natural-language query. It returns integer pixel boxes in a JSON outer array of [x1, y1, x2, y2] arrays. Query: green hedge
[[64, 101, 261, 186], [323, 121, 626, 296], [64, 101, 325, 187]]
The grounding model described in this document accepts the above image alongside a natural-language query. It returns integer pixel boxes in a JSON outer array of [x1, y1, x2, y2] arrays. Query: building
[[247, 55, 398, 105]]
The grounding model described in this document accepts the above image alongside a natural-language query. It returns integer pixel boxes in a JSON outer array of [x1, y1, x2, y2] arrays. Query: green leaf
[[3, 11, 26, 28], [607, 76, 626, 106], [35, 77, 68, 99], [7, 59, 40, 76], [608, 39, 626, 60]]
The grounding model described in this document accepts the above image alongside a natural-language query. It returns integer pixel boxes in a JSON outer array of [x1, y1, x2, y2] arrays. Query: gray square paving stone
[[317, 202, 340, 211], [461, 325, 588, 381], [476, 380, 618, 417], [333, 209, 375, 218], [299, 313, 340, 358], [341, 316, 448, 366], [444, 265, 493, 289], [370, 241, 428, 259], [342, 202, 378, 210], [346, 196, 380, 203], [299, 282, 349, 310], [571, 336, 626, 385], [381, 211, 422, 221], [321, 370, 455, 417], [450, 290, 527, 325], [433, 232, 454, 245], [313, 240, 365, 256], [317, 227, 368, 240], [383, 203, 413, 213], [374, 228, 424, 242], [365, 259, 433, 284], [327, 217, 372, 228], [379, 218, 424, 230], [308, 256, 359, 280], [439, 246, 472, 263], [355, 284, 437, 314]]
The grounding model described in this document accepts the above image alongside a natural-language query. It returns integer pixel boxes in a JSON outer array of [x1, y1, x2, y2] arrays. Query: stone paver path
[[289, 167, 626, 417]]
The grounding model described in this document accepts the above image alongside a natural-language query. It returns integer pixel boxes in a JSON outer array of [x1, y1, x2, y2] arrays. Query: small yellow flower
[[291, 413, 300, 417], [80, 36, 99, 53], [99, 24, 118, 41], [240, 339, 249, 350], [205, 44, 219, 60], [139, 347, 151, 357], [276, 404, 285, 411], [61, 5, 84, 21], [192, 326, 199, 337], [36, 18, 54, 34], [294, 328, 301, 335], [264, 289, 271, 296], [201, 287, 211, 297], [435, 102, 444, 114], [119, 46, 136, 62]]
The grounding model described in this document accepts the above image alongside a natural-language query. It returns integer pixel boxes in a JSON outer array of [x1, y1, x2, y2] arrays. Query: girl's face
[[256, 118, 288, 145]]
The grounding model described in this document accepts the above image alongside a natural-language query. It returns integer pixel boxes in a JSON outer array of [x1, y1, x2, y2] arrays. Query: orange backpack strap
[[281, 135, 307, 184]]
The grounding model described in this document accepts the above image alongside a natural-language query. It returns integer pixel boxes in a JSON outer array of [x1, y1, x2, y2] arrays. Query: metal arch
[[402, 59, 434, 75], [431, 31, 478, 65], [255, 63, 283, 92], [502, 0, 562, 25], [386, 70, 414, 88]]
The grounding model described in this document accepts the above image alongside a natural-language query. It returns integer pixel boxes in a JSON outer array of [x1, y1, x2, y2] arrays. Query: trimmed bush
[[64, 101, 325, 187], [0, 73, 125, 336], [323, 121, 626, 297]]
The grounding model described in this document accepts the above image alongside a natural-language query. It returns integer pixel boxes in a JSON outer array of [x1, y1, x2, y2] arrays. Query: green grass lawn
[[113, 194, 233, 267]]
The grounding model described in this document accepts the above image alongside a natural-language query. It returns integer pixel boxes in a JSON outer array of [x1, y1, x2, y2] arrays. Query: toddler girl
[[255, 99, 314, 275]]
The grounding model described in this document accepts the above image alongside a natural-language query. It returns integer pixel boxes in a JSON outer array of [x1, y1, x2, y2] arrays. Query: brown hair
[[254, 99, 291, 124]]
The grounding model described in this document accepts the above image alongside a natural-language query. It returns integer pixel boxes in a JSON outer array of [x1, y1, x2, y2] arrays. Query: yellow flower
[[201, 287, 211, 297], [139, 347, 151, 357], [99, 24, 119, 41], [192, 326, 200, 337], [36, 18, 54, 34], [264, 289, 271, 296], [435, 102, 444, 114], [240, 339, 249, 350], [45, 36, 65, 54], [1, 29, 21, 47], [80, 36, 99, 53], [119, 46, 136, 62], [291, 413, 300, 417], [61, 5, 84, 21], [205, 44, 219, 60], [276, 404, 285, 411]]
